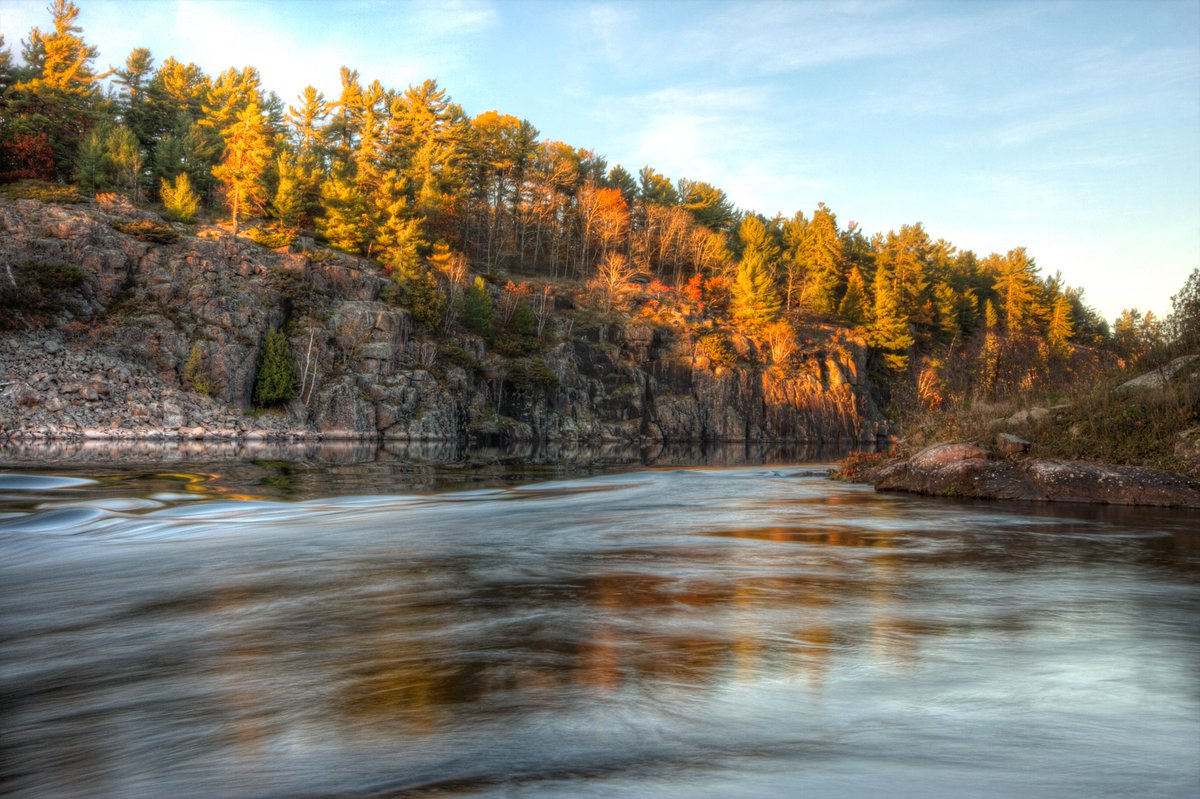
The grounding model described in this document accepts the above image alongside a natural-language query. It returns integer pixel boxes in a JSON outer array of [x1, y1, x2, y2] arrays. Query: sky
[[2, 0, 1198, 322]]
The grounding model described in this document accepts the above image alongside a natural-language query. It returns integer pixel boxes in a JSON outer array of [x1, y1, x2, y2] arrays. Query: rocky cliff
[[0, 197, 891, 445]]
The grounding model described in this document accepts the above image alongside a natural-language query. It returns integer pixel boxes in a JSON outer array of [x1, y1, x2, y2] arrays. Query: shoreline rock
[[852, 441, 1200, 509]]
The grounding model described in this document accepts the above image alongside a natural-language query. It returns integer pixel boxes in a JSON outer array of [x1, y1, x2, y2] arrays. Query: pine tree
[[271, 151, 306, 228], [319, 170, 369, 253], [114, 47, 155, 153], [800, 203, 844, 315], [934, 281, 961, 342], [1047, 294, 1074, 355], [994, 247, 1042, 334], [0, 35, 16, 96], [160, 171, 199, 222], [7, 0, 104, 176], [869, 265, 913, 369], [837, 265, 870, 326], [462, 276, 493, 335], [978, 298, 1001, 395], [212, 100, 273, 233], [77, 120, 142, 199], [731, 215, 781, 329], [254, 327, 296, 406]]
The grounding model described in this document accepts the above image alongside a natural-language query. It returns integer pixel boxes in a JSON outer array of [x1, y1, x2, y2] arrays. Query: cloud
[[597, 83, 830, 215]]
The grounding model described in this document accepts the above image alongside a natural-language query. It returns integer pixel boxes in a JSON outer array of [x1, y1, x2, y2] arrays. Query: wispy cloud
[[597, 83, 830, 214]]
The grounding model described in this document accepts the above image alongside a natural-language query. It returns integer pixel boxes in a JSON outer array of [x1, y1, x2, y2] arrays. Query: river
[[1, 444, 1198, 798]]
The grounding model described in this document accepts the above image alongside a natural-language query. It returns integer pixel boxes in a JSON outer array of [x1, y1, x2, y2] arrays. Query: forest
[[1, 0, 1194, 418]]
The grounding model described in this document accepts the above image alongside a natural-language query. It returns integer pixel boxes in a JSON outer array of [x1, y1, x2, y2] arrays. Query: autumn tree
[[593, 251, 638, 312], [212, 100, 273, 233], [1047, 293, 1075, 355], [160, 171, 199, 222], [578, 182, 629, 274], [993, 247, 1043, 334]]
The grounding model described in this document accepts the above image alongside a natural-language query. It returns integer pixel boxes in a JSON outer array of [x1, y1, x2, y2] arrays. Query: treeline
[[2, 1, 1187, 407]]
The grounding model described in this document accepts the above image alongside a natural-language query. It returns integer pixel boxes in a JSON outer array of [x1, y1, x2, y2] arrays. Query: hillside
[[0, 194, 891, 446]]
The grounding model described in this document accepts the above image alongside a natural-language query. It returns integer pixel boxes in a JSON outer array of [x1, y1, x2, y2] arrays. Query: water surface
[[1, 448, 1197, 798]]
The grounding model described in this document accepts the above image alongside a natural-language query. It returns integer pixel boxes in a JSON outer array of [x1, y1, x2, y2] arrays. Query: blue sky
[[2, 0, 1198, 322]]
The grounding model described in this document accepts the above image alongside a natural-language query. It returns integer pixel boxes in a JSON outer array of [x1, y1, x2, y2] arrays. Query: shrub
[[697, 330, 737, 369], [0, 180, 84, 204], [181, 342, 214, 395], [160, 173, 199, 223], [395, 269, 447, 331], [490, 330, 540, 357], [440, 344, 477, 370], [245, 224, 296, 249], [253, 327, 297, 406], [508, 301, 537, 337], [112, 218, 178, 243], [506, 358, 560, 394]]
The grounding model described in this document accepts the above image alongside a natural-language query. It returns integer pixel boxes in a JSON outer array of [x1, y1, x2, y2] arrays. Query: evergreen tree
[[212, 100, 273, 233], [319, 169, 369, 253], [933, 281, 961, 342], [677, 178, 736, 231], [324, 67, 364, 169], [462, 276, 493, 335], [152, 114, 216, 200], [800, 202, 844, 315], [781, 211, 808, 313], [606, 164, 638, 205], [113, 47, 155, 153], [837, 265, 870, 326], [994, 247, 1043, 334], [1168, 268, 1200, 350], [7, 0, 104, 177], [0, 35, 16, 96], [638, 166, 678, 207], [730, 215, 781, 329], [254, 327, 296, 406], [271, 151, 306, 228], [77, 120, 142, 199], [978, 298, 1001, 395], [160, 171, 199, 222], [398, 268, 446, 331], [869, 265, 913, 369], [1047, 293, 1075, 355]]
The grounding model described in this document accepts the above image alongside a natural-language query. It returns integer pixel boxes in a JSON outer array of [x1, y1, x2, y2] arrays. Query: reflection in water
[[0, 459, 1198, 798]]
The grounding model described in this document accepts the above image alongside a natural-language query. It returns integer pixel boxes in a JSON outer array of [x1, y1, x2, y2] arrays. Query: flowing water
[[1, 444, 1198, 798]]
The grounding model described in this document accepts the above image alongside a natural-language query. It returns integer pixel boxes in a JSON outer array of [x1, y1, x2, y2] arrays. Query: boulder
[[996, 432, 1031, 457], [866, 441, 1200, 508]]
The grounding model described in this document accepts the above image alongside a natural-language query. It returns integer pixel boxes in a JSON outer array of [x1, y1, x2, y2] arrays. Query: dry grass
[[895, 356, 1200, 477]]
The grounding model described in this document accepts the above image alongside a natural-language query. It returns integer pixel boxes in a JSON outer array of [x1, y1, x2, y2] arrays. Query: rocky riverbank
[[1, 196, 892, 446], [845, 441, 1200, 508]]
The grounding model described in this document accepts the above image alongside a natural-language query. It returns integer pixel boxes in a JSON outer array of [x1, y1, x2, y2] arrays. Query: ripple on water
[[0, 473, 97, 490]]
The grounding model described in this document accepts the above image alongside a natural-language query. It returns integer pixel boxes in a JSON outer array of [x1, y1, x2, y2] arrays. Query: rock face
[[0, 197, 890, 444], [862, 442, 1200, 508]]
